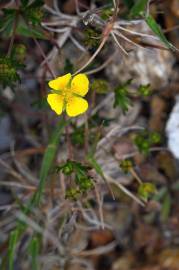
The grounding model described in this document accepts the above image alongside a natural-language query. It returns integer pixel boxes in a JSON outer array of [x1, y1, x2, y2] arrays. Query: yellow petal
[[71, 74, 89, 97], [66, 96, 88, 117], [47, 94, 64, 115], [48, 73, 71, 91]]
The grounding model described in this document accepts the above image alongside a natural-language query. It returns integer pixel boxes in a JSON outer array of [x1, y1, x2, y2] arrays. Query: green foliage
[[138, 182, 156, 202], [0, 1, 45, 39], [125, 0, 176, 51], [149, 131, 161, 144], [29, 236, 40, 270], [87, 154, 104, 179], [0, 8, 16, 37], [145, 15, 176, 50], [71, 117, 109, 147], [120, 159, 133, 174], [65, 188, 81, 200], [32, 119, 67, 206], [57, 160, 75, 175], [16, 22, 46, 39], [71, 126, 85, 146], [0, 56, 20, 86], [64, 58, 74, 74], [134, 130, 161, 155], [23, 7, 44, 26], [161, 193, 171, 221], [153, 187, 172, 221], [134, 136, 150, 154], [8, 229, 19, 270], [91, 114, 114, 127], [32, 97, 49, 110], [100, 7, 113, 20], [12, 44, 26, 63], [91, 79, 109, 94], [129, 0, 148, 18], [57, 160, 94, 198], [114, 79, 132, 113], [20, 0, 44, 25], [84, 27, 100, 48], [138, 84, 151, 97]]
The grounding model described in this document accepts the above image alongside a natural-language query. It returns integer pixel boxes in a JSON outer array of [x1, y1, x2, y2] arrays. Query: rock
[[106, 22, 174, 89], [149, 96, 167, 132], [166, 96, 179, 159]]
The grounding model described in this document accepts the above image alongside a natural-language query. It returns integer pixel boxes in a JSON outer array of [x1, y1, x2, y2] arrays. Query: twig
[[105, 173, 145, 207], [72, 240, 117, 256], [130, 168, 142, 184], [111, 32, 128, 55], [85, 52, 116, 75], [73, 36, 108, 75], [0, 158, 24, 182], [0, 180, 36, 190], [94, 184, 104, 229], [33, 37, 56, 78], [17, 211, 64, 254]]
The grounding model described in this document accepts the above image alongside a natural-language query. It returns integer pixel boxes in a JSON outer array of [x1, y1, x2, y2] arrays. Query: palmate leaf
[[114, 90, 131, 113], [113, 80, 132, 114], [145, 15, 177, 51]]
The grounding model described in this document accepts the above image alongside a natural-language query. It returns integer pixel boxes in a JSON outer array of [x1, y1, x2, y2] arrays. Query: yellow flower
[[47, 73, 89, 117]]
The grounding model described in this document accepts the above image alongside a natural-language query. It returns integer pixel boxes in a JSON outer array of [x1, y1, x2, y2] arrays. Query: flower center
[[62, 87, 73, 103]]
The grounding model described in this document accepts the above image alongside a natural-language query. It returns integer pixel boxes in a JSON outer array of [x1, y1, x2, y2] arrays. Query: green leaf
[[29, 237, 40, 270], [32, 119, 67, 206], [138, 84, 151, 97], [161, 193, 171, 221], [114, 80, 132, 113], [31, 97, 49, 109], [87, 154, 105, 179], [129, 0, 148, 18], [87, 154, 114, 196], [153, 186, 167, 201], [8, 229, 19, 270], [145, 15, 176, 50], [0, 10, 16, 38], [16, 20, 46, 39]]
